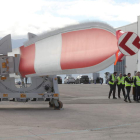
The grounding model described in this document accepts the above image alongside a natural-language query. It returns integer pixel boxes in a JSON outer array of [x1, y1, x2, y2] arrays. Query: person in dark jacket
[[134, 71, 140, 102], [124, 73, 133, 103], [108, 72, 117, 99]]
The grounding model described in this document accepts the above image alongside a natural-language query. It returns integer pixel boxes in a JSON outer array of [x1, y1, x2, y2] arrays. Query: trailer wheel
[[54, 101, 63, 110], [59, 101, 63, 108]]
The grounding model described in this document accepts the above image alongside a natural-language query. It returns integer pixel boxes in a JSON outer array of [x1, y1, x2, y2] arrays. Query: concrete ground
[[0, 84, 140, 140]]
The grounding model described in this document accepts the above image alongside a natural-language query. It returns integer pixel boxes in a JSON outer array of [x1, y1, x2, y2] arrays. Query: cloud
[[56, 0, 140, 22], [0, 0, 78, 39], [0, 0, 140, 39]]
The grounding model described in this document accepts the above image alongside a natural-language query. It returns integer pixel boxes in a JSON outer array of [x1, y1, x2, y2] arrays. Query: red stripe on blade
[[118, 53, 124, 62], [119, 32, 135, 55], [132, 36, 140, 49], [19, 44, 36, 77], [60, 28, 118, 69]]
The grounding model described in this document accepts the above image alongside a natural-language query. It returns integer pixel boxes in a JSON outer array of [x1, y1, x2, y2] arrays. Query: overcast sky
[[0, 0, 140, 39]]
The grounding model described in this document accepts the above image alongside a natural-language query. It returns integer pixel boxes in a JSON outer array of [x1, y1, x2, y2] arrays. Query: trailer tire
[[54, 101, 63, 110], [59, 101, 63, 108]]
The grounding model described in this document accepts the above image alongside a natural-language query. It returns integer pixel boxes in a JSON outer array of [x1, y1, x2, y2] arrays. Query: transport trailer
[[0, 61, 63, 109]]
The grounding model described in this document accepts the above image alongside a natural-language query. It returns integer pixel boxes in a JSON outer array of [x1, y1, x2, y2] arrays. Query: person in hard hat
[[132, 72, 138, 101], [108, 72, 117, 99], [117, 73, 126, 99], [134, 71, 140, 102], [124, 73, 133, 103]]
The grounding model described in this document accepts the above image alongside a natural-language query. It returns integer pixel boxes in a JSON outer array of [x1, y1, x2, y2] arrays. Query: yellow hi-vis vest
[[125, 76, 131, 87], [109, 74, 116, 85], [117, 76, 125, 85], [136, 76, 140, 86], [132, 76, 136, 87]]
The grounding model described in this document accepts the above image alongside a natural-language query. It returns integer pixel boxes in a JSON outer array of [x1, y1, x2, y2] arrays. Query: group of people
[[108, 72, 140, 103]]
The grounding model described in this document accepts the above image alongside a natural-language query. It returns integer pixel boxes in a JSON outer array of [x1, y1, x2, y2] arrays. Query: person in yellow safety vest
[[123, 74, 127, 78], [123, 74, 127, 83], [117, 73, 126, 99], [134, 71, 140, 102], [124, 73, 133, 103], [108, 72, 117, 99], [132, 72, 138, 101]]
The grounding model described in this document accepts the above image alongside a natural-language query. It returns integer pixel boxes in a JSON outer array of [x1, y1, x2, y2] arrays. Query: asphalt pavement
[[0, 84, 139, 140]]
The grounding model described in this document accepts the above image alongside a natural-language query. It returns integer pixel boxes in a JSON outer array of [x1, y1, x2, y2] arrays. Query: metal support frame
[[0, 75, 59, 102]]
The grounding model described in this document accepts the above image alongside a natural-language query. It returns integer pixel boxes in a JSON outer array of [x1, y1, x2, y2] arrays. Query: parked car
[[57, 76, 62, 84], [93, 77, 104, 84], [64, 76, 75, 84], [75, 75, 89, 84], [17, 81, 21, 85], [89, 77, 93, 84]]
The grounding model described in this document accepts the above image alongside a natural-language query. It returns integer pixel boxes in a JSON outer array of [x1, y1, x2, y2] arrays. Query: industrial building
[[114, 15, 140, 76]]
